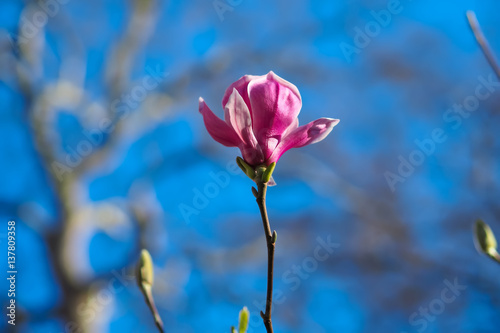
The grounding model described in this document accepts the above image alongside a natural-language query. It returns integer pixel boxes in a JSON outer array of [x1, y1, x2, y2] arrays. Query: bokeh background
[[1, 0, 500, 332]]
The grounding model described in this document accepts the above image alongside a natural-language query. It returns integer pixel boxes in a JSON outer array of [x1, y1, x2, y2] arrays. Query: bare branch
[[467, 10, 500, 78]]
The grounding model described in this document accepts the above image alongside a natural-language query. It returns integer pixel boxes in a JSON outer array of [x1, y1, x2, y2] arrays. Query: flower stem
[[255, 181, 275, 333], [141, 285, 165, 333]]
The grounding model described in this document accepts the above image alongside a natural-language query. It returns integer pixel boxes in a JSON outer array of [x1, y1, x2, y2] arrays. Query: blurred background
[[1, 0, 500, 332]]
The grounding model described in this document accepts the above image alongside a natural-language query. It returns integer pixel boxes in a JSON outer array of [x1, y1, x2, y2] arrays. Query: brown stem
[[141, 285, 165, 333], [466, 11, 500, 78], [255, 181, 275, 333]]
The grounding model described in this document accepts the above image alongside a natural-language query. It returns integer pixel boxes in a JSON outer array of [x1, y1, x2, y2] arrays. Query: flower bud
[[474, 220, 497, 256], [238, 306, 250, 333], [136, 249, 154, 289]]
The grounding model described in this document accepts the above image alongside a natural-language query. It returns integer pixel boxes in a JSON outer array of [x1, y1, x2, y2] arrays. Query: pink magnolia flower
[[199, 71, 339, 166]]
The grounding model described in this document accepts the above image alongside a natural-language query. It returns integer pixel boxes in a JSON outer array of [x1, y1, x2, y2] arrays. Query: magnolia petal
[[199, 97, 242, 147], [239, 144, 265, 166], [282, 117, 299, 138], [265, 71, 301, 102], [225, 88, 258, 147], [248, 71, 302, 159], [224, 89, 265, 165], [222, 74, 258, 112], [268, 118, 339, 163], [267, 175, 277, 186]]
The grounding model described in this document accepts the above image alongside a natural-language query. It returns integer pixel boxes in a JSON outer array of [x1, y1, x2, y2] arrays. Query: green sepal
[[261, 162, 276, 184], [236, 157, 256, 180]]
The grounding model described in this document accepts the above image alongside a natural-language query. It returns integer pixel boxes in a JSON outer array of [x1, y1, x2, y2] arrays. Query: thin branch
[[255, 181, 275, 333], [140, 285, 165, 333], [466, 11, 500, 78]]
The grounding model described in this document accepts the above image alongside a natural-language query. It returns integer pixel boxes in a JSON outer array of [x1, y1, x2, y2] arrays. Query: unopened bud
[[137, 249, 154, 288], [474, 220, 497, 256]]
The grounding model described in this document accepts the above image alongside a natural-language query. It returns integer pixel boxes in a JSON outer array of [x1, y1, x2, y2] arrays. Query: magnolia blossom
[[199, 71, 339, 166]]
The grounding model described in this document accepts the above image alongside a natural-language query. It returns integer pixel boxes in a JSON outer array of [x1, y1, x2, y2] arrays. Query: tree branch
[[467, 11, 500, 78]]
